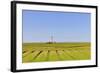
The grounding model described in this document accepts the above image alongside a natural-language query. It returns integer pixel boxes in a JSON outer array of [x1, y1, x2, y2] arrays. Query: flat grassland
[[22, 42, 91, 63]]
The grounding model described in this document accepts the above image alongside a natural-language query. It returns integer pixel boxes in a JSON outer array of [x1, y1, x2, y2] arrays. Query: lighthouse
[[47, 36, 55, 44], [50, 36, 53, 43]]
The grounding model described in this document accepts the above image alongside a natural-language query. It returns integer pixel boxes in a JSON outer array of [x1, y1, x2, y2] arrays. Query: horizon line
[[23, 41, 91, 43]]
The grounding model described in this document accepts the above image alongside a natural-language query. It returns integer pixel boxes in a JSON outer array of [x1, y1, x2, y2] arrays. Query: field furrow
[[22, 43, 91, 63]]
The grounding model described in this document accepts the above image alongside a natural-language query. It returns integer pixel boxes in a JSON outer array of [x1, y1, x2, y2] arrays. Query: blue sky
[[22, 10, 91, 43]]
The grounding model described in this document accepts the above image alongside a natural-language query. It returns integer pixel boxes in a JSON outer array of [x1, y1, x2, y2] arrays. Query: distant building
[[46, 36, 56, 44]]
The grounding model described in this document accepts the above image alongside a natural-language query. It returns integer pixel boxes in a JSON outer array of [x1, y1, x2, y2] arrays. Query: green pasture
[[22, 42, 91, 63]]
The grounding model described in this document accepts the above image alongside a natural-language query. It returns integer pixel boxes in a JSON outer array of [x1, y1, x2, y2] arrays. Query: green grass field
[[22, 42, 91, 63]]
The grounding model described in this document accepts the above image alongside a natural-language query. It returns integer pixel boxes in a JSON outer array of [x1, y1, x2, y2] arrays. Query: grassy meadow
[[22, 42, 91, 63]]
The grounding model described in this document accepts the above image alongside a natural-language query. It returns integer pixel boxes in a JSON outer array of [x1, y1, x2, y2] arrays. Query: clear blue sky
[[22, 10, 91, 43]]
